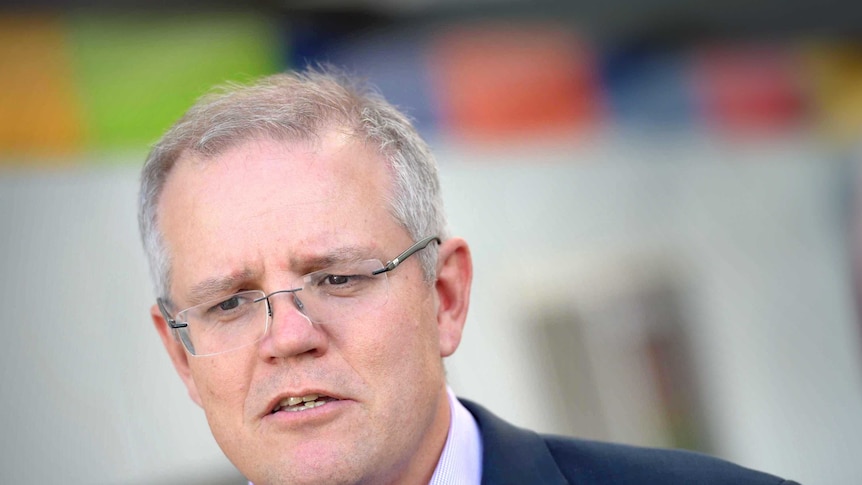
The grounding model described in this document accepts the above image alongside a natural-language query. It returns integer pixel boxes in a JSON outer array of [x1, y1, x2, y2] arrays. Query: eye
[[216, 295, 241, 311], [325, 274, 350, 286]]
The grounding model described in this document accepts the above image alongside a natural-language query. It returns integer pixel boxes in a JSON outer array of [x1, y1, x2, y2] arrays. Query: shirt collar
[[428, 386, 483, 485]]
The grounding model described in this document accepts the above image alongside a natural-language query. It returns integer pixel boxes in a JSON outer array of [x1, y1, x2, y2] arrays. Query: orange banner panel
[[0, 14, 84, 162], [430, 23, 601, 142]]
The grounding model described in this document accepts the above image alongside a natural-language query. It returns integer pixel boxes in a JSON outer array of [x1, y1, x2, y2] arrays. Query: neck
[[376, 384, 452, 485]]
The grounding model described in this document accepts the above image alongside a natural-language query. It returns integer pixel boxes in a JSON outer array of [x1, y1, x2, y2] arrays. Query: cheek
[[190, 357, 252, 418], [350, 294, 439, 378]]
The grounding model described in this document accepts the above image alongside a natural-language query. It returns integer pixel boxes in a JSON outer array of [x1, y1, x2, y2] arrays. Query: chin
[[239, 444, 370, 485], [247, 464, 362, 485]]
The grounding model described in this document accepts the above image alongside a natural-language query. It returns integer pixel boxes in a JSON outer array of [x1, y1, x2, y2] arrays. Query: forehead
[[157, 133, 405, 297], [175, 132, 388, 203]]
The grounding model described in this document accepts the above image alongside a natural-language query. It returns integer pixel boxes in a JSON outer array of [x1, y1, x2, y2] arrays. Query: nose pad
[[259, 289, 325, 360], [265, 289, 312, 328]]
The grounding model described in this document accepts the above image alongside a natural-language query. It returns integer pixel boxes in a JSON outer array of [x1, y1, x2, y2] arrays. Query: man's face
[[151, 132, 469, 485]]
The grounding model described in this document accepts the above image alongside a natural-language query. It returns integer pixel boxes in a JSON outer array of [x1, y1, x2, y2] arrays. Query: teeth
[[282, 394, 319, 407], [284, 400, 327, 412], [274, 394, 329, 413]]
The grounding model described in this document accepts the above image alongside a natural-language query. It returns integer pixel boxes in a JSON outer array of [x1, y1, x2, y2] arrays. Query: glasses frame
[[157, 235, 441, 355]]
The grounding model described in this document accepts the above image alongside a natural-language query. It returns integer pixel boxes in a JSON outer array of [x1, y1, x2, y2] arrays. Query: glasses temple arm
[[157, 297, 187, 329], [371, 236, 441, 275]]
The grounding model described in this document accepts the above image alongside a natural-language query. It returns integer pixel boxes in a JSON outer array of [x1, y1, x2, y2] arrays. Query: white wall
[[440, 134, 862, 485], [1, 133, 860, 484], [0, 168, 241, 484]]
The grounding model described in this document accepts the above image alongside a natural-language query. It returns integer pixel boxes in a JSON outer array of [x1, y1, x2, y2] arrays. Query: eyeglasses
[[158, 236, 441, 357]]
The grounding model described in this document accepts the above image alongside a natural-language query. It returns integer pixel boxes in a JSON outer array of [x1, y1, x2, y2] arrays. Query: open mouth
[[271, 394, 339, 414]]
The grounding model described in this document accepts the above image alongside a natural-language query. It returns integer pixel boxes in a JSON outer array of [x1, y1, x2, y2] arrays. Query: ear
[[151, 303, 203, 407], [434, 237, 473, 357]]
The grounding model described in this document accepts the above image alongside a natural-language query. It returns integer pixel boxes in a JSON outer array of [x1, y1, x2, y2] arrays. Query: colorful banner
[[0, 11, 281, 165]]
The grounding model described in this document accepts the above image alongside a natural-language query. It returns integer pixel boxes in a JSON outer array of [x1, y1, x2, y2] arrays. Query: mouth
[[270, 393, 340, 414]]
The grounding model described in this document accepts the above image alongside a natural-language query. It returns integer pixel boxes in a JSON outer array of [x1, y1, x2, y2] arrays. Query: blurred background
[[2, 1, 862, 483]]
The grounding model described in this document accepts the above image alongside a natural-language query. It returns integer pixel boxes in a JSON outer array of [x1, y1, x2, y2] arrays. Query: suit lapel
[[460, 399, 569, 485]]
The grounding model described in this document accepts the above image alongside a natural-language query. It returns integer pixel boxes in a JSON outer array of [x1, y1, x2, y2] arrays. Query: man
[[139, 69, 799, 484]]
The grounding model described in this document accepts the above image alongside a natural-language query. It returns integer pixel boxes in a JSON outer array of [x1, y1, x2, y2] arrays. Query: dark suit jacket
[[460, 399, 801, 485]]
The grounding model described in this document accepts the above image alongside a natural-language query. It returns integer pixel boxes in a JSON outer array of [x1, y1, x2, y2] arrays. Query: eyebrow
[[289, 245, 374, 272], [185, 269, 256, 307], [182, 245, 376, 306]]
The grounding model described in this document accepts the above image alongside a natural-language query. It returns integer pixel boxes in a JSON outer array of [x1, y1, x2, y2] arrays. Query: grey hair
[[138, 68, 449, 301]]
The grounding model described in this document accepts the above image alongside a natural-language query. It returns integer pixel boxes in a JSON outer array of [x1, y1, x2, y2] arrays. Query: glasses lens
[[176, 290, 268, 356], [294, 259, 389, 324], [172, 259, 392, 356]]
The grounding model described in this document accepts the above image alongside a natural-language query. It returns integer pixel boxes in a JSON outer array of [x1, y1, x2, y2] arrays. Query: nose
[[257, 289, 328, 362]]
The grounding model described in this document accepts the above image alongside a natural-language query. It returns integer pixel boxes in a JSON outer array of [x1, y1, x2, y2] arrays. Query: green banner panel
[[68, 11, 283, 154]]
